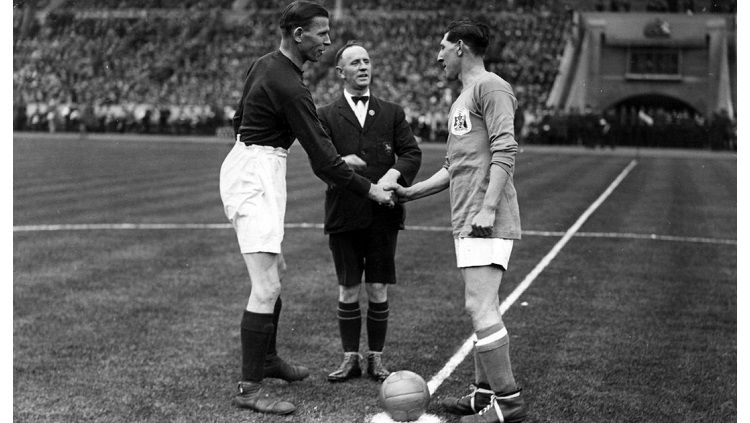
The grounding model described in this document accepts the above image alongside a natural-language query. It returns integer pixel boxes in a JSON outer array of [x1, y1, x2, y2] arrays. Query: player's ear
[[293, 26, 304, 43], [335, 66, 344, 79]]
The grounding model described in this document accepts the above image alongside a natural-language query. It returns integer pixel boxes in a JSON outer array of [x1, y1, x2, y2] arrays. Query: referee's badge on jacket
[[383, 142, 393, 155]]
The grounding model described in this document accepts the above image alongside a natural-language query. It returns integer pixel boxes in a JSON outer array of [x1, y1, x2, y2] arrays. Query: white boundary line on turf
[[11, 222, 735, 246], [12, 223, 233, 231], [424, 159, 639, 395], [574, 231, 736, 245]]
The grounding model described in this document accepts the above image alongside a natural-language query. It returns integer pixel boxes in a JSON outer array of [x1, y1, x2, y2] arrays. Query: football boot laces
[[468, 383, 493, 412], [477, 390, 523, 422]]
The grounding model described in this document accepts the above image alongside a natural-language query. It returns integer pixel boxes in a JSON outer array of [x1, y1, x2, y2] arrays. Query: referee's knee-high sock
[[475, 322, 517, 394], [366, 300, 389, 352], [338, 301, 361, 353], [266, 297, 282, 359], [240, 310, 274, 382]]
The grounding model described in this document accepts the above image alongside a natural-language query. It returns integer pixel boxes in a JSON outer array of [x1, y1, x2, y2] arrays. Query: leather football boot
[[232, 381, 296, 415], [263, 355, 310, 382], [365, 352, 390, 382], [459, 389, 527, 423], [441, 383, 493, 415], [327, 353, 362, 382]]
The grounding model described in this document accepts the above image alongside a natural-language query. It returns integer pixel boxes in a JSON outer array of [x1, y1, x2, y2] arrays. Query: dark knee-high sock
[[366, 300, 389, 352], [338, 301, 361, 352], [475, 323, 517, 394], [474, 343, 489, 387], [266, 297, 282, 358], [240, 310, 274, 382]]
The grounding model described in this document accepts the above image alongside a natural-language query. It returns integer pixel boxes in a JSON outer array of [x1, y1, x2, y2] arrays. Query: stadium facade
[[547, 12, 736, 118]]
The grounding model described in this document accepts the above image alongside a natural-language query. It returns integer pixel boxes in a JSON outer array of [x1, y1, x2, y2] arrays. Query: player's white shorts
[[454, 237, 514, 270], [220, 141, 287, 254]]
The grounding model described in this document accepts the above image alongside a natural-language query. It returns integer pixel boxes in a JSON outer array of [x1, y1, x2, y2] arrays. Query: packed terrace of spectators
[[13, 0, 735, 147]]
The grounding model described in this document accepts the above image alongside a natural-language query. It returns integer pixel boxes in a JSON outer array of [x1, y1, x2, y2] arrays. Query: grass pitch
[[14, 134, 736, 422]]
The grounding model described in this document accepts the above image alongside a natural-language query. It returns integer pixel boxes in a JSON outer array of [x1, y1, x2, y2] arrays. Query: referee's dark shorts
[[328, 224, 398, 287]]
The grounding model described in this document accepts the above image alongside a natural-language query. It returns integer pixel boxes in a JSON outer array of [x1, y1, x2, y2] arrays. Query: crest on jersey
[[451, 107, 471, 136]]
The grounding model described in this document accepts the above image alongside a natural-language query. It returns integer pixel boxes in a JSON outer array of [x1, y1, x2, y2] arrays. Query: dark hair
[[279, 1, 329, 36], [445, 18, 491, 56], [334, 40, 364, 65]]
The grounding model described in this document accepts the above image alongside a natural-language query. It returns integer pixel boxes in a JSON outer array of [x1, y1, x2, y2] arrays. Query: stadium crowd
[[525, 106, 735, 150], [13, 0, 736, 149], [13, 2, 571, 139]]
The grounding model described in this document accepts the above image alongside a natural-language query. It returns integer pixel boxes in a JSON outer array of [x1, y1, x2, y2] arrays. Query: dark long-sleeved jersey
[[234, 50, 370, 196]]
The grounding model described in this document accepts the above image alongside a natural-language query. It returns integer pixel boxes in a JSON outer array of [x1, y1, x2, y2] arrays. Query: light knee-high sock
[[366, 300, 389, 352], [475, 323, 517, 394], [240, 311, 274, 382], [338, 301, 361, 352], [266, 297, 282, 358]]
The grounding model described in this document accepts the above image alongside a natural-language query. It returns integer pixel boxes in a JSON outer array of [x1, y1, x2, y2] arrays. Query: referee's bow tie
[[352, 95, 369, 105]]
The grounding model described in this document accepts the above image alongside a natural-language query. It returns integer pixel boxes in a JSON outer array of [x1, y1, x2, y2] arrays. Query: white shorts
[[219, 141, 287, 254], [454, 237, 514, 269]]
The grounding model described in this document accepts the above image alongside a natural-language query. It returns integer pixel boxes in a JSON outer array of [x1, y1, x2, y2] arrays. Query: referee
[[219, 1, 395, 415]]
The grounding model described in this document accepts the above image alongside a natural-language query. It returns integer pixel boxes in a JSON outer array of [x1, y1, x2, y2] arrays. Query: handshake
[[344, 155, 412, 208], [367, 181, 410, 208]]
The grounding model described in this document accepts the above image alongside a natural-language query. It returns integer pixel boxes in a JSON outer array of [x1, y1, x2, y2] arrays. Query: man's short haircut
[[335, 40, 365, 65], [279, 1, 329, 36], [445, 18, 491, 56]]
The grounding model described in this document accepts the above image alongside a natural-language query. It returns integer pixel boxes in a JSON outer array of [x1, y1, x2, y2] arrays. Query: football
[[379, 370, 431, 422]]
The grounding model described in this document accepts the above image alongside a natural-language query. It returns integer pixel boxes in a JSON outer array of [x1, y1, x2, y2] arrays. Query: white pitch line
[[425, 159, 639, 395], [11, 221, 735, 246], [12, 223, 234, 231], [574, 231, 736, 245]]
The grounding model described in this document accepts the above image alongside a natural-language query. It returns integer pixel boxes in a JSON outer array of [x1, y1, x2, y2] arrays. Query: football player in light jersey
[[389, 18, 527, 423]]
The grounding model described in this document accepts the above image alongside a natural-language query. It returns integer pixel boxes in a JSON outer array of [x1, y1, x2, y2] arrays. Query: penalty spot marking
[[425, 159, 639, 396]]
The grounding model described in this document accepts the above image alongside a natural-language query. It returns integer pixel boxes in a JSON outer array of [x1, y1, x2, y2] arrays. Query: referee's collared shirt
[[343, 89, 370, 127], [235, 50, 370, 196]]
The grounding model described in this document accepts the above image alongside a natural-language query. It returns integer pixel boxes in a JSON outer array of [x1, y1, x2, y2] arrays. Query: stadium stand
[[12, 0, 735, 149]]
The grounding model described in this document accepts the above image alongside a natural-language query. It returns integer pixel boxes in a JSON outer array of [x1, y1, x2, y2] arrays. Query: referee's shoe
[[365, 352, 390, 381], [327, 352, 361, 382]]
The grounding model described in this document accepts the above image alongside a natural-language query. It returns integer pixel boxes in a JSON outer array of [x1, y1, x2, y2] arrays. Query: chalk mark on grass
[[13, 218, 735, 246]]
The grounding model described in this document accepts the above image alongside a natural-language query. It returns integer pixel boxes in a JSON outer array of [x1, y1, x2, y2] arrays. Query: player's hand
[[469, 207, 495, 237], [380, 183, 414, 203], [394, 185, 413, 203], [378, 181, 403, 204], [342, 154, 367, 171], [368, 183, 395, 208]]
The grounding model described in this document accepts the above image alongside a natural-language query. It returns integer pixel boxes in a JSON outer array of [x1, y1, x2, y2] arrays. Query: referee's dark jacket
[[318, 94, 422, 234]]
